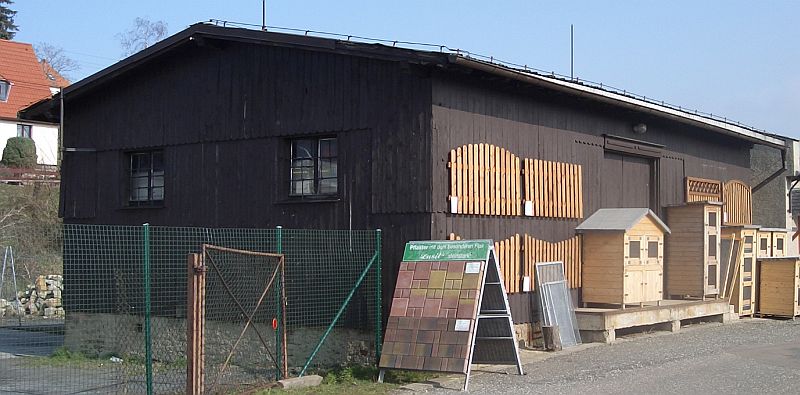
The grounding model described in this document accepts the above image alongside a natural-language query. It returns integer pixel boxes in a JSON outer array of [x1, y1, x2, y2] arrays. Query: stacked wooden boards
[[721, 226, 758, 316], [665, 202, 722, 299], [757, 257, 800, 318], [576, 208, 670, 307]]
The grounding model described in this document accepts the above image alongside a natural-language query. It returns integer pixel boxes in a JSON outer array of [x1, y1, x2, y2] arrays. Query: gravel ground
[[420, 318, 800, 394]]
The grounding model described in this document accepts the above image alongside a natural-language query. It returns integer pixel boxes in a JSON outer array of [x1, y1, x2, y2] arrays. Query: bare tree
[[34, 43, 79, 81], [117, 17, 168, 57]]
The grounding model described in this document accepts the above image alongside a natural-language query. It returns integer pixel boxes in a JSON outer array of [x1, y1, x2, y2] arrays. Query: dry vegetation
[[0, 183, 61, 287]]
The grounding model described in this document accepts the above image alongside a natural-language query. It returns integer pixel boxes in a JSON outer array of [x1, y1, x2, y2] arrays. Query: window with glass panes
[[290, 137, 337, 197], [128, 151, 164, 206], [17, 124, 31, 138]]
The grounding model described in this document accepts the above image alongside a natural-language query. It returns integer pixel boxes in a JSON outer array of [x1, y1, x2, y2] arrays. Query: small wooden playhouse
[[664, 202, 722, 299], [577, 208, 671, 308]]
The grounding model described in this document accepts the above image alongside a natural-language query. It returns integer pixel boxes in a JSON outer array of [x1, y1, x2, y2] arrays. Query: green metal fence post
[[375, 229, 382, 365], [275, 226, 283, 380], [142, 223, 153, 395]]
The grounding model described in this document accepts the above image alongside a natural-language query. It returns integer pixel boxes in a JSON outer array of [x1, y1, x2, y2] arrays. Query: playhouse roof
[[575, 208, 670, 234]]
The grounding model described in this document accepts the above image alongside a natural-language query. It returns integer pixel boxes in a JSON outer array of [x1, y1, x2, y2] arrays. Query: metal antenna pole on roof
[[570, 24, 574, 80], [262, 0, 266, 30]]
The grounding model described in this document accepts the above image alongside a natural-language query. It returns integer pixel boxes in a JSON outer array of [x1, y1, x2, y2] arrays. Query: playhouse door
[[704, 207, 720, 295]]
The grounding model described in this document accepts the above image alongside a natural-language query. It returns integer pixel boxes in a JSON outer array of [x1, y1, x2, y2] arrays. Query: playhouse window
[[629, 240, 641, 259], [648, 241, 659, 258]]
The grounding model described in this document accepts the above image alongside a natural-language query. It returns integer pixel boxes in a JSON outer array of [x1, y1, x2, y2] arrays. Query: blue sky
[[11, 1, 800, 138]]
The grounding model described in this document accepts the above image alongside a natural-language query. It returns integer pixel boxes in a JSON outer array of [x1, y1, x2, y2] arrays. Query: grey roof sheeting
[[575, 208, 671, 234]]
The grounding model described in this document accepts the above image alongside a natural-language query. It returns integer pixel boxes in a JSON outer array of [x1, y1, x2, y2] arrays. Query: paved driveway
[[416, 319, 800, 394]]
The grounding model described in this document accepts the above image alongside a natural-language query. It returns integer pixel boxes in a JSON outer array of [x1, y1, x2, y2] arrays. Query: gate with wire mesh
[[0, 224, 382, 395], [187, 244, 287, 394]]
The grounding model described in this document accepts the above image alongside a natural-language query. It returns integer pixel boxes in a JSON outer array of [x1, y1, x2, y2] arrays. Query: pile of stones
[[0, 275, 64, 318]]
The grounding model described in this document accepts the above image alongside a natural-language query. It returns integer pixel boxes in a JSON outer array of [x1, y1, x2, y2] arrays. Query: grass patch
[[254, 365, 438, 394], [24, 347, 187, 374]]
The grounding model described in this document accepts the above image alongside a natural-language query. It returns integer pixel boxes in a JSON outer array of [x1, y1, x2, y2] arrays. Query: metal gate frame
[[186, 244, 287, 395]]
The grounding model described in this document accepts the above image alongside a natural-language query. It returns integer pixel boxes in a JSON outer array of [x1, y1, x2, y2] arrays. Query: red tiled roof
[[40, 60, 70, 89], [0, 40, 62, 118]]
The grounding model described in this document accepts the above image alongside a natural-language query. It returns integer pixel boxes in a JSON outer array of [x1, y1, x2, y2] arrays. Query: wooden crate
[[576, 208, 670, 307], [757, 257, 800, 318], [722, 226, 758, 316], [665, 202, 722, 299], [758, 228, 789, 258]]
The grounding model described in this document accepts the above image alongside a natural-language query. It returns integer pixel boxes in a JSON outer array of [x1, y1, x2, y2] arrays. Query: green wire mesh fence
[[0, 224, 382, 394]]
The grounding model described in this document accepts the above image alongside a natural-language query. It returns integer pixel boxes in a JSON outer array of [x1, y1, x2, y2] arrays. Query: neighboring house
[[22, 23, 796, 325], [0, 39, 67, 166]]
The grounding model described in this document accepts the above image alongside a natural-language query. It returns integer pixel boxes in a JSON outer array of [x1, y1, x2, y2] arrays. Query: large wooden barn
[[23, 23, 796, 328]]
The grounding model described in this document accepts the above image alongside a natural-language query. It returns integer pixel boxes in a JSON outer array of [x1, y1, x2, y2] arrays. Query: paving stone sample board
[[379, 240, 522, 383]]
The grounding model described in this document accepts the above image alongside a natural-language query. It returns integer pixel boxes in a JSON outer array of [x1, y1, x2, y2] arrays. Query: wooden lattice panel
[[448, 144, 521, 216], [523, 159, 583, 219], [686, 177, 723, 203], [448, 233, 581, 292], [723, 180, 752, 225], [524, 235, 582, 290]]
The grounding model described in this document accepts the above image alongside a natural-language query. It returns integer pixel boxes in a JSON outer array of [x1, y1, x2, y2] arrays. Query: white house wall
[[0, 119, 59, 166]]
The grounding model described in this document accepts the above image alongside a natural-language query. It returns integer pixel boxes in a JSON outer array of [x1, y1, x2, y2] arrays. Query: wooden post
[[542, 325, 562, 351], [187, 253, 206, 395]]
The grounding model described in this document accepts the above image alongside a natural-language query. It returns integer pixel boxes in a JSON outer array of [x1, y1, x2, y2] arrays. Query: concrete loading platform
[[575, 299, 738, 343]]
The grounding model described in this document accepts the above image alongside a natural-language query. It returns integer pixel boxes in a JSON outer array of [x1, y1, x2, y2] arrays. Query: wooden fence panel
[[524, 235, 582, 290], [723, 180, 752, 225], [449, 233, 581, 292], [522, 158, 583, 219], [448, 144, 523, 216], [686, 176, 723, 203]]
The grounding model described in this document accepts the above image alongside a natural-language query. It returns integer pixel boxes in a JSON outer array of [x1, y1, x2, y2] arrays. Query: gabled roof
[[576, 208, 671, 234], [0, 40, 59, 119], [40, 60, 70, 89], [20, 23, 789, 147]]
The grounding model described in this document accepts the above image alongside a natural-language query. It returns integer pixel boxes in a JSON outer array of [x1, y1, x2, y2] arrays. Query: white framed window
[[17, 124, 32, 138], [0, 80, 10, 102]]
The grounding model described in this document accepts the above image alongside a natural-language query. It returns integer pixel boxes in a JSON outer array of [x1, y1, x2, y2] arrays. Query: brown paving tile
[[395, 329, 413, 342], [388, 316, 399, 326], [419, 280, 429, 288], [448, 261, 465, 273], [395, 342, 411, 356], [462, 273, 480, 289], [446, 270, 463, 281], [419, 317, 439, 330], [400, 288, 411, 298], [431, 262, 440, 270], [397, 271, 414, 289], [414, 262, 431, 279], [409, 291, 426, 308], [413, 308, 423, 317], [400, 356, 417, 369], [384, 329, 397, 342], [397, 317, 412, 330], [399, 262, 408, 271], [390, 298, 408, 317], [426, 289, 436, 298], [459, 345, 469, 358], [428, 271, 446, 289], [423, 357, 443, 371], [416, 330, 436, 344], [434, 289, 443, 298], [442, 290, 460, 308], [444, 279, 454, 289], [457, 300, 475, 319], [414, 343, 433, 357], [379, 353, 391, 367], [422, 298, 442, 317], [407, 263, 416, 271], [382, 342, 395, 354], [453, 280, 462, 289]]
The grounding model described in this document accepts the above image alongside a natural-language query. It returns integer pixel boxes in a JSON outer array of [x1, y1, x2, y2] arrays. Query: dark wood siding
[[61, 40, 436, 311]]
